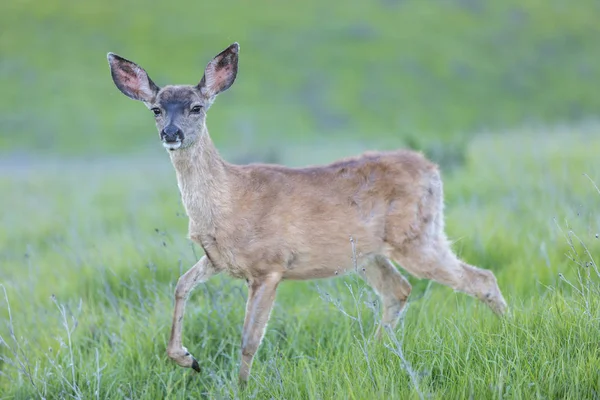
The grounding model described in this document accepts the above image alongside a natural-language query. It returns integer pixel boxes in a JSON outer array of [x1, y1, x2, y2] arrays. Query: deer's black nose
[[161, 125, 183, 143]]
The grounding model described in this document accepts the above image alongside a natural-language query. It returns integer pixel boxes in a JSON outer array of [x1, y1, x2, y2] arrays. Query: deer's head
[[107, 43, 239, 151]]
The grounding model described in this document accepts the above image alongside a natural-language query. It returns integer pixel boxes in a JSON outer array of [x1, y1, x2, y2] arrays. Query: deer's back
[[233, 149, 438, 211]]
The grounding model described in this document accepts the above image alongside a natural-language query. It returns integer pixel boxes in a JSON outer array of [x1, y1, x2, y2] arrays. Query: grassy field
[[2, 0, 600, 398], [2, 0, 600, 156], [1, 127, 599, 399]]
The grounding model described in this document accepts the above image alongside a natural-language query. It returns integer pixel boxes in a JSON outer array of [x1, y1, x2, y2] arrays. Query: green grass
[[1, 0, 600, 155], [2, 0, 600, 397], [1, 128, 599, 399]]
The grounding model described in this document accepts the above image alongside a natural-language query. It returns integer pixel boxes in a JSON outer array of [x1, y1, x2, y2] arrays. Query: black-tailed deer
[[107, 43, 507, 383]]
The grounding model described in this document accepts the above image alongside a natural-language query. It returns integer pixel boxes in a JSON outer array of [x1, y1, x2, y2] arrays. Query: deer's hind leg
[[393, 238, 507, 315], [386, 169, 506, 315], [360, 255, 412, 338]]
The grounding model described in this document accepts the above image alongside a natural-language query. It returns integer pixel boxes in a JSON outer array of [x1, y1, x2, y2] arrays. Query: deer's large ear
[[107, 53, 160, 102], [198, 43, 239, 101]]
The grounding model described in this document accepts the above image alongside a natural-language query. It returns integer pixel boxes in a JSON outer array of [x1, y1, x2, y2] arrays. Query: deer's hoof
[[191, 357, 201, 373]]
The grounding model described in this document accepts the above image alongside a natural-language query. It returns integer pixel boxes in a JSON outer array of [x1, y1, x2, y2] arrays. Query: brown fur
[[107, 42, 507, 384]]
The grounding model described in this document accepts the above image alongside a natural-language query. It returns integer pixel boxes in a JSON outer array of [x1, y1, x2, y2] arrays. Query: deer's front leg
[[239, 273, 281, 384], [166, 255, 219, 372]]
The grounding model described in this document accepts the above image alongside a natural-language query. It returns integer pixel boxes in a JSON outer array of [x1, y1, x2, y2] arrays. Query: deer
[[106, 42, 507, 384]]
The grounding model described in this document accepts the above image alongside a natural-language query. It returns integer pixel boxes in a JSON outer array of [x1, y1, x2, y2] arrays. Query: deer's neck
[[168, 129, 231, 234]]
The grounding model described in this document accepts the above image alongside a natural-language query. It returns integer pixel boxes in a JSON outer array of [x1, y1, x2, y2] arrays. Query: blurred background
[[2, 1, 600, 398], [1, 0, 599, 162]]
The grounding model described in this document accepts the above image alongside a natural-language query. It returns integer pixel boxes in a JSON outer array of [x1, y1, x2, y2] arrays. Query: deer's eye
[[190, 105, 202, 114], [151, 108, 161, 116]]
